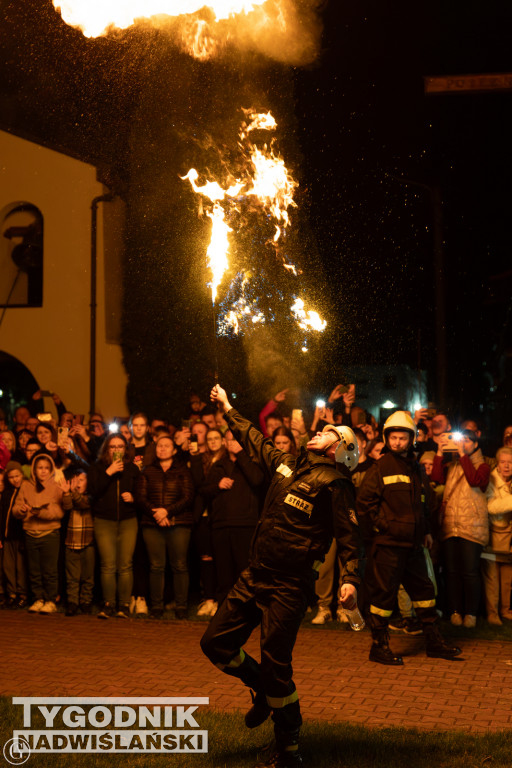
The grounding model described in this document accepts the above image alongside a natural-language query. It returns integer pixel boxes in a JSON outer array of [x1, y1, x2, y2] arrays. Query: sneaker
[[116, 605, 130, 619], [245, 690, 271, 729], [97, 602, 114, 619], [135, 596, 148, 616], [450, 612, 463, 626], [311, 607, 331, 625], [28, 599, 45, 613], [65, 602, 79, 617], [487, 614, 502, 626], [389, 616, 407, 632], [501, 610, 512, 621], [16, 597, 28, 609], [463, 614, 477, 628], [150, 608, 164, 619], [209, 601, 218, 616], [336, 607, 349, 624], [404, 617, 423, 635], [197, 599, 216, 617], [40, 601, 57, 614]]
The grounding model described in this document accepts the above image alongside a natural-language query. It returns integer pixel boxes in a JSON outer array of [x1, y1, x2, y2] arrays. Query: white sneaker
[[450, 612, 463, 626], [40, 601, 57, 614], [463, 614, 477, 628], [129, 596, 136, 614], [336, 607, 349, 623], [28, 599, 45, 613], [209, 601, 218, 617], [135, 597, 148, 615], [311, 607, 331, 625], [197, 599, 216, 617]]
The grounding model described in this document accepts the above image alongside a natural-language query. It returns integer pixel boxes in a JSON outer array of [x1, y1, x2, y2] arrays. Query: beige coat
[[13, 455, 65, 535], [486, 468, 512, 552], [440, 448, 489, 546]]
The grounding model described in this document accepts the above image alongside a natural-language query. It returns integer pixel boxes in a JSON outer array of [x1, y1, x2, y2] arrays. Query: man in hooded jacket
[[201, 385, 361, 768]]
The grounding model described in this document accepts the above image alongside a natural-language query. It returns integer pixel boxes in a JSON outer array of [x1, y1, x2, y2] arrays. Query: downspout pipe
[[90, 193, 115, 417]]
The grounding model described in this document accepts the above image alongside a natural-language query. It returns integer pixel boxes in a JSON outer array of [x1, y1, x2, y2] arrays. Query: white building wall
[[0, 129, 128, 420]]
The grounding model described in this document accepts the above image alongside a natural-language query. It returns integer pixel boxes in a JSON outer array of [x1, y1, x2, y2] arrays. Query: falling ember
[[53, 0, 267, 39]]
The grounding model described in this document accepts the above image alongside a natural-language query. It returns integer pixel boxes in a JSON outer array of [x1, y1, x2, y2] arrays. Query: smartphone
[[181, 419, 191, 429], [112, 449, 123, 462], [38, 412, 53, 422], [40, 390, 53, 397], [57, 426, 69, 447], [426, 407, 437, 419], [292, 409, 303, 422], [189, 435, 199, 454]]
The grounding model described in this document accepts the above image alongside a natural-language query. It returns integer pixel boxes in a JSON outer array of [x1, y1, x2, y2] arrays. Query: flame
[[53, 0, 267, 38], [291, 298, 327, 332], [183, 109, 326, 338]]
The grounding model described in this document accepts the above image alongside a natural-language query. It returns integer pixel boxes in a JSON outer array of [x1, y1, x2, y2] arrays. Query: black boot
[[424, 622, 462, 659], [245, 690, 272, 729], [254, 729, 302, 768], [369, 629, 403, 666]]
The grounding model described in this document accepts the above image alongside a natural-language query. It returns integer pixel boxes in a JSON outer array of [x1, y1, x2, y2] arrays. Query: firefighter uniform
[[200, 407, 360, 756], [357, 449, 438, 631]]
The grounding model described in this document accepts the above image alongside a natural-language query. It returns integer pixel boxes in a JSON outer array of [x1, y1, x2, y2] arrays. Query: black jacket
[[225, 408, 360, 584], [200, 450, 264, 530], [87, 461, 140, 521], [135, 459, 194, 526], [356, 449, 432, 548]]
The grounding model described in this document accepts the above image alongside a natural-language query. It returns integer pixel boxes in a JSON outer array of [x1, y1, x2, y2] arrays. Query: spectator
[[367, 438, 385, 461], [503, 426, 512, 449], [87, 433, 139, 619], [0, 462, 28, 608], [135, 434, 194, 619], [13, 454, 68, 614], [272, 426, 297, 455], [62, 470, 95, 616], [432, 428, 490, 628], [21, 439, 42, 478], [129, 412, 153, 470], [200, 429, 264, 606], [482, 447, 512, 624], [13, 405, 31, 433]]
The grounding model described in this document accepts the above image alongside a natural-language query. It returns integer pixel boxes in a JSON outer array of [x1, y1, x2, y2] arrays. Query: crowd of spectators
[[0, 385, 511, 630]]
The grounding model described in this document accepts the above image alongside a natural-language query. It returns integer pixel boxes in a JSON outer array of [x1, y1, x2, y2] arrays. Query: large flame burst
[[182, 109, 326, 346], [53, 0, 266, 38]]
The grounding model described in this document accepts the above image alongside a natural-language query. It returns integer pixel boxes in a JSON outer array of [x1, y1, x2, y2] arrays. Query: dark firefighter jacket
[[224, 408, 360, 586], [356, 449, 432, 548]]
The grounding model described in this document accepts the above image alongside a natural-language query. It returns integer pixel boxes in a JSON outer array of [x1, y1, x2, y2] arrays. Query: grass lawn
[[2, 697, 511, 768]]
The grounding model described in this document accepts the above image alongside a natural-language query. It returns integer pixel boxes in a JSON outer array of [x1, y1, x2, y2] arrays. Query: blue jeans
[[25, 530, 60, 603], [442, 536, 483, 616], [142, 525, 191, 610], [93, 517, 138, 606]]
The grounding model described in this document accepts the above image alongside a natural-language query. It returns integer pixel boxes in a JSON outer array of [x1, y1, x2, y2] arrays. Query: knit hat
[[419, 451, 435, 465], [5, 461, 23, 474]]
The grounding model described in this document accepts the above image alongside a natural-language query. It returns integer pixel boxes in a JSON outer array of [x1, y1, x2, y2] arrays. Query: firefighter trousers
[[365, 544, 437, 631], [200, 566, 310, 739]]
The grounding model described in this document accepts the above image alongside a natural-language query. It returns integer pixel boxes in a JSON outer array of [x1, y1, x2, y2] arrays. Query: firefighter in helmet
[[356, 410, 461, 665], [201, 385, 361, 768]]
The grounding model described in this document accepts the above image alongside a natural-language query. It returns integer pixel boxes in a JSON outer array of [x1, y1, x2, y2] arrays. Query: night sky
[[2, 1, 511, 433]]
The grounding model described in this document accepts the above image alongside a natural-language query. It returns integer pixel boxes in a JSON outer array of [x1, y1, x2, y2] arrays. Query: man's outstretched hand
[[210, 384, 232, 414]]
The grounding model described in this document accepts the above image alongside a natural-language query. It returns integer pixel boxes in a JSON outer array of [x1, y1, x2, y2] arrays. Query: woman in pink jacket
[[13, 454, 68, 614]]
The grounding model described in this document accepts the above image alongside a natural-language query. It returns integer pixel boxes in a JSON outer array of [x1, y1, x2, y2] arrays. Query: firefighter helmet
[[383, 411, 416, 439], [322, 424, 360, 470]]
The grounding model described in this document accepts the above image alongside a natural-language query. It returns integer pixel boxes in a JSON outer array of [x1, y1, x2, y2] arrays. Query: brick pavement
[[2, 611, 512, 732]]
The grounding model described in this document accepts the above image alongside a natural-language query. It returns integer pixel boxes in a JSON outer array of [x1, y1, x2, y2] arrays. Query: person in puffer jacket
[[13, 453, 69, 614], [431, 428, 490, 629], [135, 434, 194, 619]]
